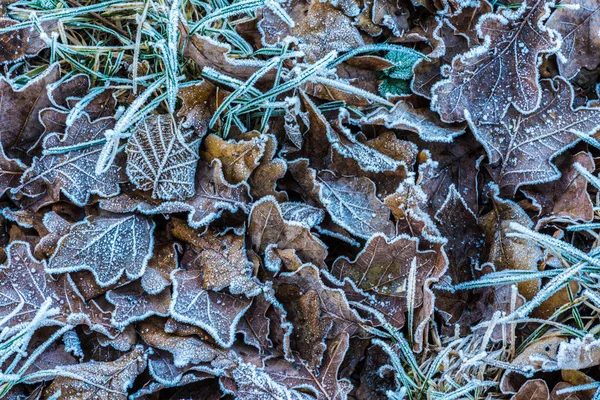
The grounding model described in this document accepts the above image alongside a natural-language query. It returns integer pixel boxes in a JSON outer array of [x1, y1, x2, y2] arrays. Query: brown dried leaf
[[476, 78, 600, 194], [547, 0, 600, 79], [273, 264, 369, 369], [0, 19, 56, 64], [201, 133, 267, 184], [170, 219, 260, 295], [512, 379, 550, 400], [522, 151, 594, 226], [0, 64, 60, 161], [248, 196, 328, 271], [432, 0, 561, 123], [43, 346, 147, 400], [480, 187, 543, 299]]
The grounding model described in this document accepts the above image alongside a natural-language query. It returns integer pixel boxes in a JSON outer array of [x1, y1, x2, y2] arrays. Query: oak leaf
[[431, 0, 561, 123], [547, 0, 600, 79], [474, 78, 600, 194]]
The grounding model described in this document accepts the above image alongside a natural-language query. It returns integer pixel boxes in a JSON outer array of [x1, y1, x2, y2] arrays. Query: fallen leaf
[[479, 186, 543, 299], [19, 113, 124, 207], [43, 346, 147, 400], [126, 114, 200, 201], [100, 159, 251, 229], [47, 214, 155, 287], [511, 379, 550, 400], [547, 0, 600, 79], [201, 133, 266, 184], [431, 0, 561, 123]]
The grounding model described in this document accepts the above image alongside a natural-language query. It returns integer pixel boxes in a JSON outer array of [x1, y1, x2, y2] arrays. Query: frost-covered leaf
[[182, 29, 263, 80], [330, 233, 442, 329], [47, 214, 155, 287], [237, 288, 291, 356], [363, 101, 465, 142], [316, 171, 395, 240], [473, 78, 600, 194], [548, 0, 600, 79], [106, 282, 170, 328], [141, 242, 179, 295], [177, 80, 215, 136], [273, 264, 369, 369], [139, 318, 222, 368], [412, 2, 492, 99], [0, 64, 60, 161], [431, 0, 561, 123], [522, 152, 594, 225], [248, 134, 287, 202], [0, 19, 56, 64], [417, 133, 484, 213], [170, 219, 261, 295], [201, 133, 266, 184], [126, 114, 200, 201], [227, 362, 314, 400], [0, 145, 24, 197], [0, 241, 116, 336], [43, 346, 147, 400], [100, 159, 251, 229], [556, 335, 600, 371], [169, 246, 256, 347], [480, 186, 543, 299], [257, 334, 353, 400], [248, 196, 328, 271], [260, 0, 364, 62], [281, 202, 326, 229], [301, 94, 406, 175], [19, 114, 123, 206]]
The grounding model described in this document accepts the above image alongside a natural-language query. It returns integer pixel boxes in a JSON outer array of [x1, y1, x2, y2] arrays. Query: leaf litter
[[3, 0, 600, 399]]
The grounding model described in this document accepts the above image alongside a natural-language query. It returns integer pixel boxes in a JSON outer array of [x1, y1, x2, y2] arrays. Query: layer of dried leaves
[[2, 0, 600, 399]]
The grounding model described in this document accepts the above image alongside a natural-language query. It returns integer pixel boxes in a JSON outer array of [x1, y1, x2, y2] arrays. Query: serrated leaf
[[431, 0, 561, 123], [100, 159, 251, 229], [248, 196, 328, 272], [19, 114, 123, 207], [126, 114, 200, 201], [473, 78, 600, 194], [316, 171, 395, 240], [201, 133, 266, 184], [363, 101, 465, 143], [0, 64, 60, 161], [169, 246, 256, 348], [43, 346, 147, 400], [106, 282, 170, 328], [547, 0, 600, 79], [47, 214, 155, 287]]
